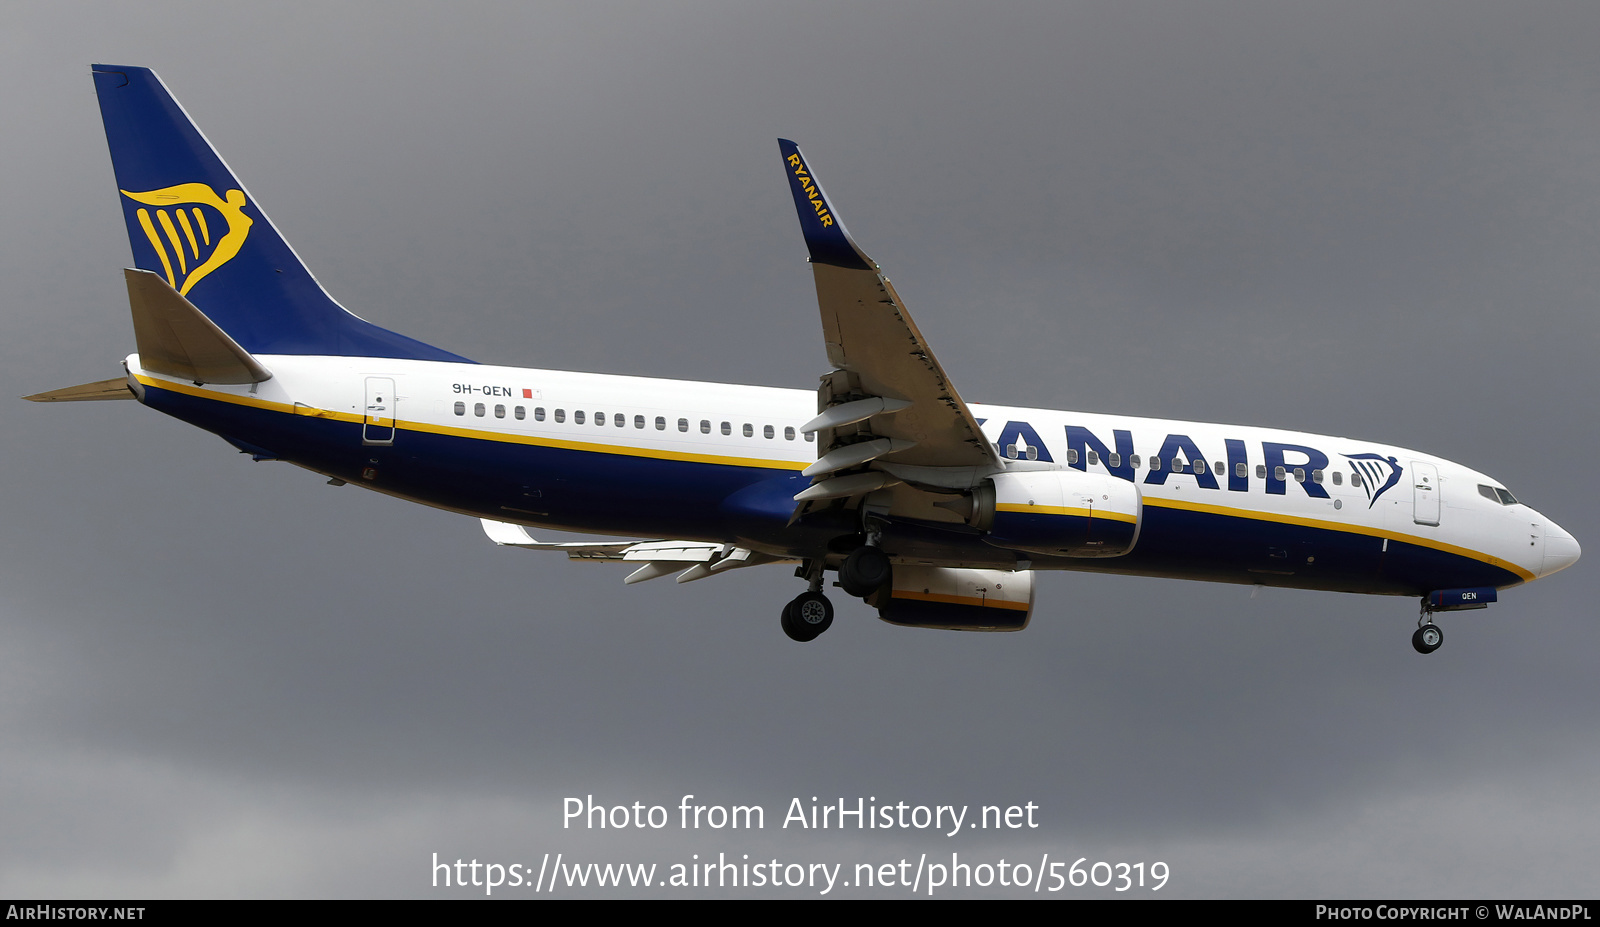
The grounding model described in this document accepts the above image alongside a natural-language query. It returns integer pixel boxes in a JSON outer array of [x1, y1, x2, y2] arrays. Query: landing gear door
[[1411, 460, 1439, 526], [363, 377, 396, 446]]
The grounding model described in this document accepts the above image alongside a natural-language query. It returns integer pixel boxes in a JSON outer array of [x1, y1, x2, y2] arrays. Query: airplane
[[28, 64, 1579, 653]]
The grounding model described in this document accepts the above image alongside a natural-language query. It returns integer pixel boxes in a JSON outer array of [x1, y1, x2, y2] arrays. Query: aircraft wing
[[779, 141, 1000, 502], [480, 520, 795, 584]]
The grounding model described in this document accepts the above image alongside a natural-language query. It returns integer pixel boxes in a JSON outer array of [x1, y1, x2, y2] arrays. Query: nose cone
[[1541, 519, 1581, 578]]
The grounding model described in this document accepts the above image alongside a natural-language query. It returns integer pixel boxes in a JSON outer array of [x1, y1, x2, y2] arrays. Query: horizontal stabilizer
[[126, 269, 272, 384], [24, 378, 136, 402]]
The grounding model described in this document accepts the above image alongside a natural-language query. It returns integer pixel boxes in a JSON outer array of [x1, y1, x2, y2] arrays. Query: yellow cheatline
[[891, 590, 1030, 611], [1144, 495, 1533, 582]]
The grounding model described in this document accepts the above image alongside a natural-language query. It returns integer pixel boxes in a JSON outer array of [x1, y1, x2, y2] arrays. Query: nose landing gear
[[1411, 622, 1443, 654], [1412, 599, 1443, 655]]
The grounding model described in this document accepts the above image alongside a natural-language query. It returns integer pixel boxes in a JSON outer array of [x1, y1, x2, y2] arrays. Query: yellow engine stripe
[[891, 590, 1032, 611], [995, 502, 1139, 524]]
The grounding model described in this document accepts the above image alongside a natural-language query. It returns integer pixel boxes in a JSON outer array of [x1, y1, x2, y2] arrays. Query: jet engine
[[942, 469, 1142, 558], [875, 566, 1034, 631]]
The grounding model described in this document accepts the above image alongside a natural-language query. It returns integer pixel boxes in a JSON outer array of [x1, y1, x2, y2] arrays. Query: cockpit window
[[1479, 484, 1520, 506]]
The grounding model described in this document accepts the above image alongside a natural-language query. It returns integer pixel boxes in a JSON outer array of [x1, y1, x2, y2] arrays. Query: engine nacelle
[[876, 566, 1034, 631], [975, 469, 1142, 558]]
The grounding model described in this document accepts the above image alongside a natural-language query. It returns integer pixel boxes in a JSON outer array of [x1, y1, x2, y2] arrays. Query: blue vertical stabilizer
[[92, 65, 473, 363]]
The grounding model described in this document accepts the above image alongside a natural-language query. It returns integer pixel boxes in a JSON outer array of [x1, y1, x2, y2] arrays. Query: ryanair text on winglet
[[787, 154, 835, 227]]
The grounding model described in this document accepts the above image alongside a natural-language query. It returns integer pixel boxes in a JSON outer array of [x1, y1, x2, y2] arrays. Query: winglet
[[778, 140, 874, 271]]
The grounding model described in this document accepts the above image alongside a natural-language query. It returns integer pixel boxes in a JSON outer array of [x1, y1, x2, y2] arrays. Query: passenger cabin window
[[1193, 459, 1204, 474], [1274, 466, 1286, 481], [1170, 458, 1182, 473], [1150, 457, 1161, 471], [1235, 462, 1247, 478], [1351, 471, 1363, 488], [804, 432, 815, 443], [743, 423, 753, 437], [534, 407, 545, 421], [1109, 453, 1121, 468], [678, 418, 688, 432], [764, 425, 774, 439], [474, 403, 486, 417], [1256, 464, 1267, 479], [453, 401, 465, 416], [1294, 468, 1306, 483], [574, 411, 585, 424], [1067, 449, 1080, 464], [784, 426, 795, 441], [554, 409, 565, 423], [700, 420, 710, 434], [635, 415, 646, 429], [1214, 461, 1225, 476], [614, 413, 624, 427], [1312, 469, 1323, 484], [1130, 455, 1141, 468], [514, 406, 525, 420], [1331, 471, 1342, 485], [494, 404, 505, 419], [721, 422, 731, 436], [654, 416, 665, 430]]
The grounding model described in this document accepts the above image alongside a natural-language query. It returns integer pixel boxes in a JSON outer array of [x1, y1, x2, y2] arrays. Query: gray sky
[[2, 1, 1598, 898]]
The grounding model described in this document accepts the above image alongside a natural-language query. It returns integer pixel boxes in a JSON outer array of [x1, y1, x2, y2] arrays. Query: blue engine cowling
[[973, 469, 1143, 558], [875, 565, 1035, 631]]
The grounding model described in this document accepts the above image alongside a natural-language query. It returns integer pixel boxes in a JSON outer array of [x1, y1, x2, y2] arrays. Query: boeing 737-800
[[28, 65, 1580, 652]]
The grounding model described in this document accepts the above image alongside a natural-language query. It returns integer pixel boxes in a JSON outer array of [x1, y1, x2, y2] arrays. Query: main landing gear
[[838, 544, 891, 599], [782, 560, 834, 642], [782, 591, 834, 642]]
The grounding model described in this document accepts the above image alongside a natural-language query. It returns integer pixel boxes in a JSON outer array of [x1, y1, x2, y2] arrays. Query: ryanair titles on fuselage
[[982, 418, 1403, 507]]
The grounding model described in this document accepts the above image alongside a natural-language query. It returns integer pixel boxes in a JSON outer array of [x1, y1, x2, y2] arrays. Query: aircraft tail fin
[[91, 65, 472, 363]]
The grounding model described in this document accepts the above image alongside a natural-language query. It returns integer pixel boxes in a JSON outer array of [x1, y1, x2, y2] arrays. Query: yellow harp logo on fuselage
[[121, 183, 253, 295]]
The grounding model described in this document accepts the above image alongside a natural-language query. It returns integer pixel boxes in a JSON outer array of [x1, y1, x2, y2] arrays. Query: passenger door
[[363, 377, 396, 446]]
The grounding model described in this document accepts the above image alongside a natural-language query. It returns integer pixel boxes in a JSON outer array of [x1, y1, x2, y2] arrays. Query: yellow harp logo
[[121, 183, 253, 295]]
